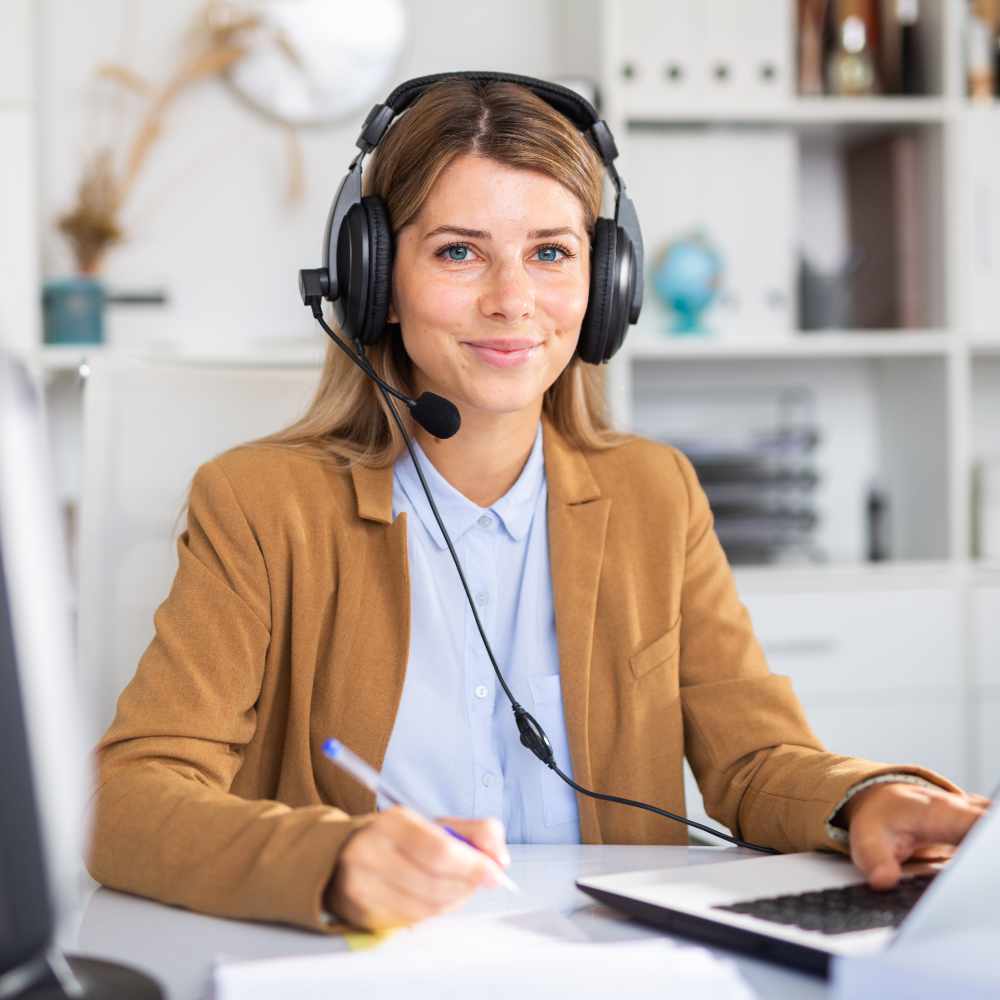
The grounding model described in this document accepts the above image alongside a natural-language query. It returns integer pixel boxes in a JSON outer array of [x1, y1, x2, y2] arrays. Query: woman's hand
[[842, 782, 991, 889], [324, 807, 510, 931]]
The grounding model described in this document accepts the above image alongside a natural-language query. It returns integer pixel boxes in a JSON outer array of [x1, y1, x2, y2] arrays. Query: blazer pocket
[[629, 620, 681, 680]]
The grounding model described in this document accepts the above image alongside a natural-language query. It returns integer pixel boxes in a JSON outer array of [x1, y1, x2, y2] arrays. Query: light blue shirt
[[379, 421, 581, 843]]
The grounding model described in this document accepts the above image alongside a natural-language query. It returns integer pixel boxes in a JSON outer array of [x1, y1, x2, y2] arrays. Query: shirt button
[[474, 684, 489, 699], [482, 771, 495, 788], [475, 591, 489, 607], [477, 514, 493, 529]]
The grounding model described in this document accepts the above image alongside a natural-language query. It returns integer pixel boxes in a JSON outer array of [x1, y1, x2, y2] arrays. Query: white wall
[[36, 0, 558, 352]]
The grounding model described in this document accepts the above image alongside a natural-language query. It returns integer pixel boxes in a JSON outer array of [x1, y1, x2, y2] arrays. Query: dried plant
[[57, 2, 304, 275]]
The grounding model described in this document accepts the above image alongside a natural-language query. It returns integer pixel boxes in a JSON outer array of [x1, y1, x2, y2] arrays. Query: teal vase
[[42, 276, 106, 345]]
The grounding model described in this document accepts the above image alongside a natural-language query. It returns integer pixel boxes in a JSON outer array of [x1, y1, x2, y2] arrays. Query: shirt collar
[[350, 413, 601, 526], [393, 422, 545, 550]]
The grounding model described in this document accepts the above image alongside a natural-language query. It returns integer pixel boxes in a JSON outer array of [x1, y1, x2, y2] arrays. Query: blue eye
[[536, 243, 575, 263], [438, 243, 469, 264]]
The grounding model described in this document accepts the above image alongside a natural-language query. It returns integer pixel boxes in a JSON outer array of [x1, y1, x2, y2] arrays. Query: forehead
[[415, 154, 586, 231]]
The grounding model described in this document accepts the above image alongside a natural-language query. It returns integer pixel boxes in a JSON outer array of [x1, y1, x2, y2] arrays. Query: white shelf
[[35, 342, 327, 373], [142, 348, 327, 368], [626, 97, 953, 128], [625, 330, 955, 361], [734, 559, 963, 593], [970, 337, 1000, 356], [36, 345, 103, 373]]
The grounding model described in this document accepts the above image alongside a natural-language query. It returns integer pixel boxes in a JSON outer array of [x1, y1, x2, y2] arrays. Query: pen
[[321, 738, 520, 893]]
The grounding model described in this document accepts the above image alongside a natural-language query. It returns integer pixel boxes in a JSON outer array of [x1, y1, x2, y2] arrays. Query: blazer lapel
[[542, 418, 610, 844], [322, 460, 409, 816]]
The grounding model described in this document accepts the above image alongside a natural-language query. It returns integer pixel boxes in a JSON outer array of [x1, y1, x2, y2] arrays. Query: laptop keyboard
[[712, 872, 938, 935]]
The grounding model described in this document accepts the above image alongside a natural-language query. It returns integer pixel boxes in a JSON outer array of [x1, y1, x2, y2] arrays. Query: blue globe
[[652, 235, 722, 334]]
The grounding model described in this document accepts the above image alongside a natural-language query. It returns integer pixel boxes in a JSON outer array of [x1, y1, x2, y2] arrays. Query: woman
[[87, 76, 987, 935]]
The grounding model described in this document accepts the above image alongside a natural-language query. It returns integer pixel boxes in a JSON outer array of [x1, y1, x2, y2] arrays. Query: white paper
[[213, 909, 754, 1000]]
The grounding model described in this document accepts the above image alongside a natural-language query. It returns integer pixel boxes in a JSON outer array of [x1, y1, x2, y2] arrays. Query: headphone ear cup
[[578, 219, 618, 365], [359, 196, 393, 347]]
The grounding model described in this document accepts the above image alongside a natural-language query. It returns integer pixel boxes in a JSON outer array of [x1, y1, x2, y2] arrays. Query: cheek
[[395, 279, 466, 375], [396, 268, 476, 325], [539, 276, 590, 333]]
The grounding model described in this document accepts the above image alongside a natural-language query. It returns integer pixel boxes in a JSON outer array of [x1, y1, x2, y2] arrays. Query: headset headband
[[353, 71, 630, 211]]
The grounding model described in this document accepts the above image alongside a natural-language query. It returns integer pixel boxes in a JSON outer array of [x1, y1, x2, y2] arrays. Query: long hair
[[252, 78, 629, 468]]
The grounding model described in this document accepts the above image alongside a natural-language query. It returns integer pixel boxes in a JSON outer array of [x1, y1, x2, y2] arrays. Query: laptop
[[576, 787, 999, 978]]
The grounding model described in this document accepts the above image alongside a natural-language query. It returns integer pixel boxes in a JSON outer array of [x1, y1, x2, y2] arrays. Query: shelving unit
[[551, 0, 999, 804]]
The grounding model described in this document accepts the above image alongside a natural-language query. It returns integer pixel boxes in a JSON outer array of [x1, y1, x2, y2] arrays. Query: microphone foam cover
[[411, 393, 461, 439]]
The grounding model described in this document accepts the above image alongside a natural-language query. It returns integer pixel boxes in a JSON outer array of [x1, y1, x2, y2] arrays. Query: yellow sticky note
[[343, 928, 396, 951]]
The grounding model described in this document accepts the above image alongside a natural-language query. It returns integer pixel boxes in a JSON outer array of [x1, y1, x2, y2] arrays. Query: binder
[[626, 128, 706, 331], [703, 130, 798, 337], [618, 0, 706, 114], [960, 110, 1000, 336], [619, 1, 792, 114], [628, 128, 797, 337], [845, 131, 928, 329], [704, 0, 793, 102]]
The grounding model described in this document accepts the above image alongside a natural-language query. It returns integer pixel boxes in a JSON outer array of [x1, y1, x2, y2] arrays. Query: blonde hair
[[253, 78, 628, 468]]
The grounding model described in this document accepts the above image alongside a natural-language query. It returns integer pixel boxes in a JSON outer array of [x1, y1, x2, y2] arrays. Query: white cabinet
[[743, 583, 968, 785], [745, 587, 962, 695]]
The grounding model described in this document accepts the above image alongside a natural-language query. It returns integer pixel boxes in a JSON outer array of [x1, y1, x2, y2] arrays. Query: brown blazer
[[87, 417, 957, 933]]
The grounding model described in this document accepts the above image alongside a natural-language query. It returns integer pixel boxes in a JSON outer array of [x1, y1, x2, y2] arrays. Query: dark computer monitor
[[0, 519, 53, 987], [0, 353, 160, 999]]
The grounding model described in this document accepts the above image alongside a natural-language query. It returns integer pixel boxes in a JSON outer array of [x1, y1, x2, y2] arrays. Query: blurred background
[[0, 0, 997, 820]]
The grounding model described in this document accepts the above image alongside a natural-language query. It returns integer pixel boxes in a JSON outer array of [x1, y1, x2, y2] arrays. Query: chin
[[448, 393, 539, 420], [459, 376, 551, 414]]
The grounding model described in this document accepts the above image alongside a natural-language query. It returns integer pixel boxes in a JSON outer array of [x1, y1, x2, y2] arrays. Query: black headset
[[299, 70, 645, 365]]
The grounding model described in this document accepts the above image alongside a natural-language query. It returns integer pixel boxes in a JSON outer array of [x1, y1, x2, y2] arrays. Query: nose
[[479, 259, 534, 323]]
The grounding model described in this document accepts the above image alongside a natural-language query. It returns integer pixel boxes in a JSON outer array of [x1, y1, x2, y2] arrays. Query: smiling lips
[[462, 338, 542, 369]]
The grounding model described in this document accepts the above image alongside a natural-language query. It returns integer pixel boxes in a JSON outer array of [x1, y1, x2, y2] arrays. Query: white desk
[[63, 846, 829, 999]]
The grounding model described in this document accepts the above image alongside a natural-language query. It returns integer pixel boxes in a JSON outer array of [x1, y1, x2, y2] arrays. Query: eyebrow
[[423, 225, 583, 241]]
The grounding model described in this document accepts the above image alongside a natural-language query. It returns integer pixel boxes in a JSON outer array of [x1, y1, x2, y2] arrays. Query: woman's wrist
[[826, 773, 942, 844], [320, 822, 371, 927]]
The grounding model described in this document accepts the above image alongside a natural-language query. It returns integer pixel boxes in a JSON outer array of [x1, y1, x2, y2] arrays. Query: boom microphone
[[409, 392, 461, 440]]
